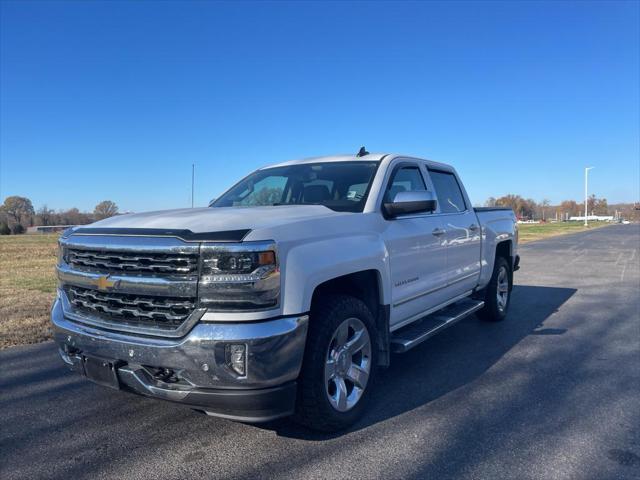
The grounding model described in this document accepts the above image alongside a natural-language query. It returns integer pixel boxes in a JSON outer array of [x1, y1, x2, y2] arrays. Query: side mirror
[[384, 191, 437, 218]]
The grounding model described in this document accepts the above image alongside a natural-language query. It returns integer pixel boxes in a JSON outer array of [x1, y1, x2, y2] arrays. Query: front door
[[383, 163, 449, 329]]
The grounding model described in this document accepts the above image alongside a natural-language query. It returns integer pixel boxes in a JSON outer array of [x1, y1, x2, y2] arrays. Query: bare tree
[[60, 207, 91, 225], [560, 200, 579, 218], [94, 200, 119, 220], [36, 205, 54, 226], [495, 194, 537, 219], [594, 197, 608, 215], [0, 196, 34, 229], [540, 199, 550, 221], [587, 194, 597, 216]]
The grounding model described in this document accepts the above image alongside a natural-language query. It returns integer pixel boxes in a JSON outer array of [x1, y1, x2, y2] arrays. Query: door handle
[[432, 228, 446, 237], [469, 224, 479, 231]]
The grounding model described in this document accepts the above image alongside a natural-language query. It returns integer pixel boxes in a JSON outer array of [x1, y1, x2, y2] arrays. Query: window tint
[[213, 162, 378, 212], [428, 170, 467, 213], [385, 166, 426, 202], [346, 182, 368, 200], [235, 175, 287, 206], [302, 179, 335, 202]]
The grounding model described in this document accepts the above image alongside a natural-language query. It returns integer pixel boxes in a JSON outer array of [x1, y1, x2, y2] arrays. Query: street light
[[584, 167, 595, 227]]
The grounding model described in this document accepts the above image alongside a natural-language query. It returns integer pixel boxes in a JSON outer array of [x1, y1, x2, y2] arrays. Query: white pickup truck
[[52, 151, 518, 431]]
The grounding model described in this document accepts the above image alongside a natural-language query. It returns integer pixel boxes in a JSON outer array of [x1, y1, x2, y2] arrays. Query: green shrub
[[10, 223, 25, 235]]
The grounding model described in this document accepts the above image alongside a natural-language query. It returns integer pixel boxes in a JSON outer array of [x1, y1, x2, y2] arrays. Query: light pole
[[584, 167, 594, 227]]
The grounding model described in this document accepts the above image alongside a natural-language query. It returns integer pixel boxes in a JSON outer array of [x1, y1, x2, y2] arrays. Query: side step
[[390, 298, 485, 353]]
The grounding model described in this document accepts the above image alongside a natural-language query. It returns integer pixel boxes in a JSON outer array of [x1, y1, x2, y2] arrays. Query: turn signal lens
[[258, 251, 275, 266]]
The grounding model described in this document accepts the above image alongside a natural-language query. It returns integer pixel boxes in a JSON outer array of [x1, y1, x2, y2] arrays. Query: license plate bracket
[[82, 355, 122, 390]]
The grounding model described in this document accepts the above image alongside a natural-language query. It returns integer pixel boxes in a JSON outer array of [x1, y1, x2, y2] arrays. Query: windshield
[[212, 162, 379, 212]]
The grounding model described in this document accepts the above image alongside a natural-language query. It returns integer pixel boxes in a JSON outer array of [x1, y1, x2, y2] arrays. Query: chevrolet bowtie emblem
[[93, 275, 117, 291]]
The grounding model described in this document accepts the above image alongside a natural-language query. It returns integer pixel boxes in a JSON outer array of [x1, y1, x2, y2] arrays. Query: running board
[[390, 298, 485, 353]]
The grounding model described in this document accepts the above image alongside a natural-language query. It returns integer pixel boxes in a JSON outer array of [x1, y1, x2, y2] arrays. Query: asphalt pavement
[[1, 224, 639, 480]]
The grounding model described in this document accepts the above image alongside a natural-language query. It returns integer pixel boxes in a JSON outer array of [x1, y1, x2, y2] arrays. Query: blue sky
[[1, 0, 638, 212]]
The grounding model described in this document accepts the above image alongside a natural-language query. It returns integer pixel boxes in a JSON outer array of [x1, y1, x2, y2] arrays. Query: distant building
[[26, 225, 75, 234], [568, 215, 614, 222]]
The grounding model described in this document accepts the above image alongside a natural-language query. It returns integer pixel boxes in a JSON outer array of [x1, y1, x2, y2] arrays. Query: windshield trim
[[211, 161, 382, 213]]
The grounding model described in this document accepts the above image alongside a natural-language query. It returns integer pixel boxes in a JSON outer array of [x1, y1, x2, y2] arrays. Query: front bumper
[[51, 297, 309, 422]]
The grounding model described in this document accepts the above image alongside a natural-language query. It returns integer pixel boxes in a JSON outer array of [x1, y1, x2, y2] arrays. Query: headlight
[[60, 226, 78, 239], [57, 241, 67, 266], [198, 242, 280, 311], [58, 227, 77, 265], [57, 244, 64, 265]]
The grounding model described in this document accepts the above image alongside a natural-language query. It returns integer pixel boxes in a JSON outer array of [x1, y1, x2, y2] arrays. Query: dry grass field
[[0, 221, 613, 348], [517, 220, 610, 243], [0, 234, 58, 348]]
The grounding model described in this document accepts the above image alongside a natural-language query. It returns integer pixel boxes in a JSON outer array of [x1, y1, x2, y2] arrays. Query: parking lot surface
[[1, 224, 639, 479]]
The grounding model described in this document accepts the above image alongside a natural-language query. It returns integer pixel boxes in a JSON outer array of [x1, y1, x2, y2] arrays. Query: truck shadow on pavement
[[270, 284, 577, 440], [0, 284, 580, 480]]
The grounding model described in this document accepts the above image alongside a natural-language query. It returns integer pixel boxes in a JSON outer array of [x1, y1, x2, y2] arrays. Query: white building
[[569, 215, 614, 222]]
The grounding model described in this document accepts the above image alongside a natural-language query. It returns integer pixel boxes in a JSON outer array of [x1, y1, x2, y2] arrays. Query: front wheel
[[477, 256, 512, 322], [294, 294, 377, 432]]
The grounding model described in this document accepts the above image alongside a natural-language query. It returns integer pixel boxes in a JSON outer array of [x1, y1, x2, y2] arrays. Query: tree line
[[0, 196, 119, 235], [485, 194, 639, 221], [1, 193, 638, 235]]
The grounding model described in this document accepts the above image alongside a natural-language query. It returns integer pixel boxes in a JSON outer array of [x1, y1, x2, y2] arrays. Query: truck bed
[[474, 206, 518, 286], [473, 207, 513, 212]]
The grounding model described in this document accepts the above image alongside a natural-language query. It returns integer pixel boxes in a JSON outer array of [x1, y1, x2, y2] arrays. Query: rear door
[[427, 168, 482, 295], [382, 161, 449, 329]]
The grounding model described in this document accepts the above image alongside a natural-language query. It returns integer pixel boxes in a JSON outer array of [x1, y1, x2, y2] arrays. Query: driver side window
[[384, 165, 426, 203]]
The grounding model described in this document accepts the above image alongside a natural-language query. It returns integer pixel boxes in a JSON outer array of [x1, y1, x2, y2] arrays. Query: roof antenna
[[356, 146, 369, 157]]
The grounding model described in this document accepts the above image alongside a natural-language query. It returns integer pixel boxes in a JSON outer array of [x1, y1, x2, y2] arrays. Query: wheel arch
[[495, 239, 513, 264], [494, 240, 514, 291], [310, 270, 390, 367]]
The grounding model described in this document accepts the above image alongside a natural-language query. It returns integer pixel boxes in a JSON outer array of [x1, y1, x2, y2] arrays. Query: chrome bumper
[[51, 297, 309, 421]]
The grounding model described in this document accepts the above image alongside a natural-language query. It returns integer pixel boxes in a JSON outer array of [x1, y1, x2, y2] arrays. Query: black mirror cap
[[384, 199, 437, 217]]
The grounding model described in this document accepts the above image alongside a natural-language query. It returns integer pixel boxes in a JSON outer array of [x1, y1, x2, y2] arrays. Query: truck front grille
[[65, 248, 199, 276], [65, 285, 196, 330]]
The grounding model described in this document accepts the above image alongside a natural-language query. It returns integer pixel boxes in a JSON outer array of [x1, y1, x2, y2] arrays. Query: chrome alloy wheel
[[496, 266, 509, 312], [324, 317, 372, 412]]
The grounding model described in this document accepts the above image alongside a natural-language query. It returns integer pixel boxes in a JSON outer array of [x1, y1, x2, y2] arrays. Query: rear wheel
[[477, 256, 512, 322], [295, 294, 377, 432]]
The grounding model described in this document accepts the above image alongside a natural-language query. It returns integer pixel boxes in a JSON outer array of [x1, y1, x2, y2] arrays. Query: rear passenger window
[[385, 166, 426, 203], [428, 170, 467, 213]]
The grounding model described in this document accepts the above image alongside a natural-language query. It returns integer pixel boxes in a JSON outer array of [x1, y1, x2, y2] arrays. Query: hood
[[88, 205, 346, 234]]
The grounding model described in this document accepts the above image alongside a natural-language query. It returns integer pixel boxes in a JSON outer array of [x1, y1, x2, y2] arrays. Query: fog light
[[225, 344, 247, 376]]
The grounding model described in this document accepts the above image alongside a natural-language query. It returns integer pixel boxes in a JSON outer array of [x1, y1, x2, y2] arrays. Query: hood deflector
[[70, 227, 251, 242]]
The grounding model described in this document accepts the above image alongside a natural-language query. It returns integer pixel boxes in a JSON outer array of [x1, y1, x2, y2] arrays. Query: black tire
[[294, 294, 377, 432], [477, 256, 512, 322]]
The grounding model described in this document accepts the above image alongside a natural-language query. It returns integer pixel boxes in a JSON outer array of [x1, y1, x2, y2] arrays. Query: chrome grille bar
[[66, 286, 195, 327], [65, 248, 198, 276]]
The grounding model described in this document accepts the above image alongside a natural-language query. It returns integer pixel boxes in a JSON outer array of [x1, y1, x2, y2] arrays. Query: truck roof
[[262, 153, 454, 172], [263, 153, 388, 169]]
